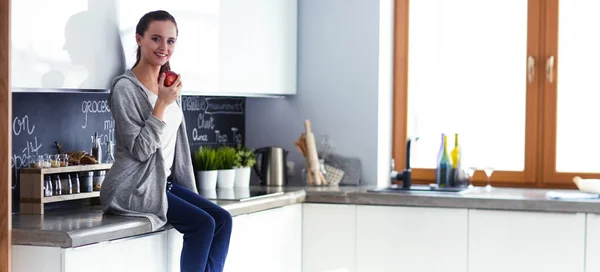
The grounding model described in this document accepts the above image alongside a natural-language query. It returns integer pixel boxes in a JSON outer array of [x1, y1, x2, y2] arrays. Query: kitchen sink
[[368, 184, 468, 194]]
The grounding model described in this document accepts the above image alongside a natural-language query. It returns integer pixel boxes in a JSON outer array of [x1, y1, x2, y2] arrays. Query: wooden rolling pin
[[304, 120, 321, 185]]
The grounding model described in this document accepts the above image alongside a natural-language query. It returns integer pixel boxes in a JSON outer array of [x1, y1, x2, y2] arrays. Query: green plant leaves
[[193, 146, 240, 170]]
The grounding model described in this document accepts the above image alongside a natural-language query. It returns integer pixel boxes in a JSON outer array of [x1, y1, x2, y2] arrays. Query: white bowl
[[573, 176, 600, 194]]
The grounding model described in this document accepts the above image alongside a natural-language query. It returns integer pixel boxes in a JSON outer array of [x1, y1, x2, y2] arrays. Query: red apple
[[161, 71, 179, 87]]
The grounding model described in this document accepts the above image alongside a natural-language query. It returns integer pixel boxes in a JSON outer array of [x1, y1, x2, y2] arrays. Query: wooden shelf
[[19, 164, 112, 175], [43, 191, 100, 203], [19, 164, 112, 214]]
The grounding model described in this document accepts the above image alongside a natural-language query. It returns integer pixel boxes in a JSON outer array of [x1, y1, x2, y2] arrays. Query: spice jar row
[[30, 154, 69, 168], [43, 170, 105, 197]]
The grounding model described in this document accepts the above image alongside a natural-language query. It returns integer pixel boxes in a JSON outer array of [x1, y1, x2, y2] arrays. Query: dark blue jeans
[[166, 182, 232, 272]]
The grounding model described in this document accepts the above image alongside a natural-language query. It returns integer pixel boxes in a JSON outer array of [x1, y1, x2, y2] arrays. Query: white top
[[144, 89, 182, 178]]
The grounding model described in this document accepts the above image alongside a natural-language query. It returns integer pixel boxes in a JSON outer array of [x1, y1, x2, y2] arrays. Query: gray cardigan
[[100, 70, 198, 231]]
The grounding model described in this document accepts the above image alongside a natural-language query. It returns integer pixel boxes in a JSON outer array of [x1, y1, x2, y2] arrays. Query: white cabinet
[[303, 204, 357, 272], [13, 245, 62, 272], [13, 0, 295, 96], [13, 231, 167, 272], [103, 231, 168, 272], [11, 0, 124, 90], [63, 243, 105, 272], [356, 206, 467, 272], [223, 204, 302, 272], [586, 213, 600, 271], [468, 209, 585, 272], [218, 0, 297, 95]]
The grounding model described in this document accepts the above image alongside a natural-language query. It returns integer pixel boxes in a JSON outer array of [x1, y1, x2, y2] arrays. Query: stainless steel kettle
[[253, 147, 288, 186]]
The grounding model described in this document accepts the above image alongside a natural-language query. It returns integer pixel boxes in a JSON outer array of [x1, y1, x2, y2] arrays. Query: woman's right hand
[[157, 72, 182, 105]]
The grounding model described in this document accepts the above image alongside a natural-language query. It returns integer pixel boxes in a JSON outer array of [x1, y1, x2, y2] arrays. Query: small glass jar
[[60, 154, 69, 167], [29, 154, 41, 168], [71, 173, 80, 194], [44, 175, 53, 197], [79, 171, 93, 192], [61, 174, 72, 195], [52, 175, 62, 196], [41, 154, 51, 168], [50, 154, 61, 168], [93, 170, 105, 191]]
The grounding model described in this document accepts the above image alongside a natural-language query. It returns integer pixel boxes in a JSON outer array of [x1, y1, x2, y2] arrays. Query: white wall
[[245, 0, 394, 186]]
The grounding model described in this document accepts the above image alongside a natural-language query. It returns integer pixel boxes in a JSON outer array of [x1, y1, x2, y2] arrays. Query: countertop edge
[[13, 187, 600, 248]]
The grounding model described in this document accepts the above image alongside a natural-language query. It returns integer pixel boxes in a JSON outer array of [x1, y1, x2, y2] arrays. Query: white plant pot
[[233, 167, 251, 188], [217, 169, 236, 189], [196, 170, 218, 190]]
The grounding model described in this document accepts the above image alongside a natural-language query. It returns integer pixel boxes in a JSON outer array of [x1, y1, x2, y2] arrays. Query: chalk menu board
[[181, 96, 245, 152], [12, 93, 246, 169], [11, 92, 114, 170]]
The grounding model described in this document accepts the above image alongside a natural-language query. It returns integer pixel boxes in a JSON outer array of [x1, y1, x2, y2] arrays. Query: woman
[[100, 10, 232, 272]]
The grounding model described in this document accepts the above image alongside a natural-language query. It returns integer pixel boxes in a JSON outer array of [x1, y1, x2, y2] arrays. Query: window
[[393, 0, 588, 187]]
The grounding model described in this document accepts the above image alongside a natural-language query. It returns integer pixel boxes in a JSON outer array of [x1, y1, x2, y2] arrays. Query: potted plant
[[217, 146, 237, 189], [233, 146, 256, 188], [193, 147, 219, 190]]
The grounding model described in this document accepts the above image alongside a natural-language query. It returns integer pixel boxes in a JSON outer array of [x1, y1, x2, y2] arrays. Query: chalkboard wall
[[11, 92, 245, 212]]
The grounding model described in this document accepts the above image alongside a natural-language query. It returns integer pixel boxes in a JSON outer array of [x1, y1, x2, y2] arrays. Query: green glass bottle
[[436, 134, 452, 187]]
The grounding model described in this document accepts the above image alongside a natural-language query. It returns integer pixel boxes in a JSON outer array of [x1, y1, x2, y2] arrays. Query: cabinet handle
[[527, 56, 535, 83], [546, 56, 555, 84]]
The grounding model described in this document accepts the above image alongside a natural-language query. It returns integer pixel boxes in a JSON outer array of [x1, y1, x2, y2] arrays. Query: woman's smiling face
[[136, 20, 177, 67]]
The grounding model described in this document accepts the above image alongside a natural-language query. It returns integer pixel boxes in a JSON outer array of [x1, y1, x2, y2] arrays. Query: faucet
[[391, 137, 417, 189]]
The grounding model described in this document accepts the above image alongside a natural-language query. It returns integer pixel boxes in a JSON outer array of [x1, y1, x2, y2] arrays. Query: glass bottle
[[44, 175, 53, 197], [91, 133, 102, 164], [71, 173, 80, 194], [435, 134, 452, 187], [61, 174, 72, 195], [52, 175, 62, 196], [450, 133, 462, 187], [105, 141, 115, 164]]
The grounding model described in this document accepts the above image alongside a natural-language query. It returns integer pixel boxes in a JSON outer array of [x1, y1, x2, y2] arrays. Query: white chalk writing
[[81, 100, 110, 129], [204, 98, 244, 115], [231, 127, 242, 146], [13, 115, 35, 136]]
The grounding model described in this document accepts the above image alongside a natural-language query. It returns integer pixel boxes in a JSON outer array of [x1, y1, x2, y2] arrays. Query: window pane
[[407, 0, 528, 170], [556, 1, 600, 173]]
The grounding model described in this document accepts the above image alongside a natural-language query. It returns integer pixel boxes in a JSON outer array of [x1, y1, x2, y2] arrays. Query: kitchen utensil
[[253, 147, 289, 186], [318, 135, 336, 161], [326, 154, 361, 186], [324, 164, 344, 186], [304, 120, 321, 185]]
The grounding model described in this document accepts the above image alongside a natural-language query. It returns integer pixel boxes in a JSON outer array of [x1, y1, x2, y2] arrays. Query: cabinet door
[[167, 228, 183, 272], [356, 206, 467, 272], [219, 0, 297, 95], [468, 209, 585, 272], [238, 204, 302, 272], [64, 243, 105, 272], [12, 245, 62, 272], [104, 231, 168, 272], [303, 204, 356, 272], [223, 214, 252, 272], [586, 213, 600, 271], [118, 0, 220, 93], [11, 0, 124, 89]]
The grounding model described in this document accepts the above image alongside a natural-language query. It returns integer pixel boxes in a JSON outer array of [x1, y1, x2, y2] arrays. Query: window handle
[[527, 56, 535, 83], [546, 56, 555, 84]]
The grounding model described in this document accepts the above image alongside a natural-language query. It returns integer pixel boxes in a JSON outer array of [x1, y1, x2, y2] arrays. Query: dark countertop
[[12, 185, 600, 248]]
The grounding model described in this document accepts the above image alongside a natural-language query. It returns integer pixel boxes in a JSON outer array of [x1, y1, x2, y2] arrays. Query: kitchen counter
[[12, 189, 306, 248], [12, 185, 600, 248]]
